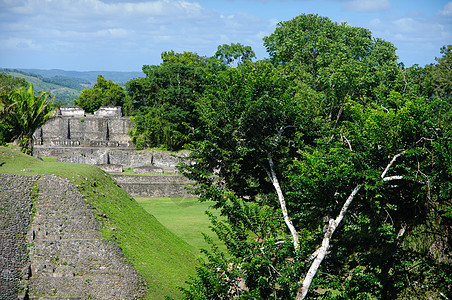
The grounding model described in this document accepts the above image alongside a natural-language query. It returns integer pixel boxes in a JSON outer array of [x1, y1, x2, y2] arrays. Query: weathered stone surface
[[33, 106, 134, 158], [111, 174, 193, 183], [111, 174, 195, 197], [0, 174, 146, 299], [59, 106, 85, 117], [133, 165, 163, 174], [118, 182, 193, 197], [56, 149, 190, 170], [0, 174, 37, 300], [94, 106, 122, 117], [96, 164, 123, 173]]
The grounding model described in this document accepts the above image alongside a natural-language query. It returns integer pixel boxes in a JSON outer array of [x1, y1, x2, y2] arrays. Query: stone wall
[[111, 174, 195, 197], [0, 174, 145, 299], [56, 149, 190, 170], [33, 106, 134, 157], [34, 116, 133, 147], [94, 106, 123, 117]]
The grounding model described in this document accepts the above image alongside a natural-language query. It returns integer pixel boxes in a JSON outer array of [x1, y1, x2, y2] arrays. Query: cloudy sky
[[0, 0, 451, 72]]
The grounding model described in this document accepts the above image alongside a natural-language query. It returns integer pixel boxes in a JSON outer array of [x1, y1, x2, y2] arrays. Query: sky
[[0, 0, 451, 72]]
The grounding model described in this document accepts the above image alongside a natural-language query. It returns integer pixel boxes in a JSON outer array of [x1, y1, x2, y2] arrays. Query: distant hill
[[0, 68, 144, 105], [17, 68, 144, 85]]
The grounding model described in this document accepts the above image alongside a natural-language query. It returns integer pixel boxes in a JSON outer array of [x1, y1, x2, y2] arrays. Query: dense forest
[[1, 13, 451, 299]]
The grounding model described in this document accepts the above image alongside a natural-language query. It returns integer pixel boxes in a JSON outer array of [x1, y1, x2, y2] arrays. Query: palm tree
[[1, 85, 55, 155]]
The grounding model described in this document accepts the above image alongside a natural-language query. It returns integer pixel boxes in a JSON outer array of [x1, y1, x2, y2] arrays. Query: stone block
[[94, 106, 122, 117], [96, 164, 123, 173], [59, 106, 85, 117], [133, 165, 164, 174]]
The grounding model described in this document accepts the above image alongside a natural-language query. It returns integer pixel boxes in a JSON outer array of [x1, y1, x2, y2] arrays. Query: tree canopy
[[74, 75, 126, 113], [215, 43, 256, 67], [126, 51, 225, 150], [177, 14, 452, 300]]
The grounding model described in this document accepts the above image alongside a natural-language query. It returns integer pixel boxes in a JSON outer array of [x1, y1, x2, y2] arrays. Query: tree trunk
[[295, 151, 405, 300], [267, 152, 300, 251], [295, 184, 362, 300]]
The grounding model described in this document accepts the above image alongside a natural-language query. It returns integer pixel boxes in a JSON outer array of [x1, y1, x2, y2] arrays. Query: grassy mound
[[0, 146, 198, 299]]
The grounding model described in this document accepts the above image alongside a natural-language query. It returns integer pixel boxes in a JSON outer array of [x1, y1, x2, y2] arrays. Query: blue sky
[[0, 0, 451, 72]]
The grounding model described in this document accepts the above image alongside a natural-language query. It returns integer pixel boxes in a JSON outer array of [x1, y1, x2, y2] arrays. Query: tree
[[74, 75, 126, 113], [215, 43, 256, 67], [0, 85, 54, 154], [263, 14, 399, 122], [0, 73, 28, 144], [180, 60, 309, 298], [422, 45, 452, 99], [127, 51, 222, 150], [179, 21, 452, 297]]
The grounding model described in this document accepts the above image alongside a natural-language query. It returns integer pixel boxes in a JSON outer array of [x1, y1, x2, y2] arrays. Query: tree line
[[0, 13, 450, 299]]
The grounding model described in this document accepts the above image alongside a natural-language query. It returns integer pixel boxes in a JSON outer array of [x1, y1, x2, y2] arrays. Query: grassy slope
[[135, 197, 224, 256], [0, 146, 198, 299]]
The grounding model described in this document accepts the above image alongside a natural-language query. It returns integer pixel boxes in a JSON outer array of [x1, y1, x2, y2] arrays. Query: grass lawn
[[135, 197, 224, 257]]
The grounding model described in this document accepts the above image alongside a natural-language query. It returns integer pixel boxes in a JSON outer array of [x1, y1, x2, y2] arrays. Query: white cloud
[[342, 0, 391, 13], [369, 16, 448, 43], [0, 38, 41, 50], [438, 1, 452, 16]]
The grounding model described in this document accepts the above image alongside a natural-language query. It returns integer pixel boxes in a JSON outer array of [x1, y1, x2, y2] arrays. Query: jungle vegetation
[[1, 13, 450, 299]]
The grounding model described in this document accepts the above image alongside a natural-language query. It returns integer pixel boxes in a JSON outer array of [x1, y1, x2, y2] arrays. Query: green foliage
[[127, 51, 221, 150], [75, 75, 126, 113], [0, 73, 28, 145], [0, 72, 28, 95], [181, 195, 308, 299], [0, 85, 54, 154], [263, 14, 399, 121], [215, 43, 256, 67], [177, 16, 452, 298], [288, 94, 452, 299], [422, 45, 452, 99]]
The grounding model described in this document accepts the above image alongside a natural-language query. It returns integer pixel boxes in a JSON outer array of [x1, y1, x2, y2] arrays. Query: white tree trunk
[[267, 152, 300, 251], [296, 184, 362, 300], [295, 151, 405, 300]]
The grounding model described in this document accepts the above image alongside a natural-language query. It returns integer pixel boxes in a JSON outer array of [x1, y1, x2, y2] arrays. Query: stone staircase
[[26, 174, 144, 299]]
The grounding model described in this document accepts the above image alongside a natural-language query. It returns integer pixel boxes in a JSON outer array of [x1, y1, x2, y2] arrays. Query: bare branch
[[381, 151, 405, 179], [306, 248, 321, 262], [267, 151, 300, 251], [383, 175, 404, 181], [341, 135, 353, 151], [275, 125, 295, 143]]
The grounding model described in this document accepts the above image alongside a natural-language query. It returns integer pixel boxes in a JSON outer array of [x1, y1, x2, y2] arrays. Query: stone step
[[29, 276, 141, 299], [117, 182, 194, 197], [111, 174, 193, 183]]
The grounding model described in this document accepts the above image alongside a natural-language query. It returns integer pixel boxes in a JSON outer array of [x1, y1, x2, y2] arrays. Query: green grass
[[0, 146, 198, 299], [40, 156, 57, 163], [135, 197, 224, 256]]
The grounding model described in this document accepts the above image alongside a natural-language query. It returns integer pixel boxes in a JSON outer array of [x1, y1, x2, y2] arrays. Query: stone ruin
[[32, 106, 194, 197], [33, 106, 134, 157]]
